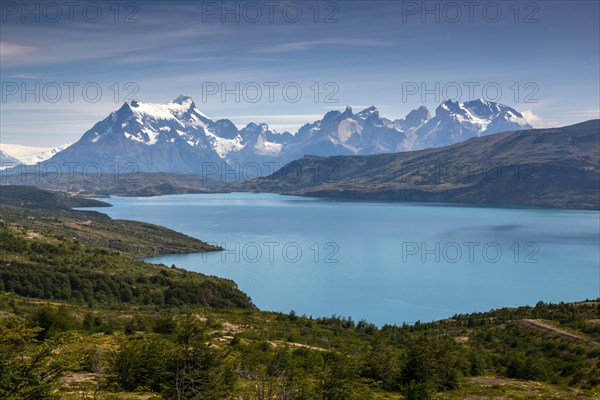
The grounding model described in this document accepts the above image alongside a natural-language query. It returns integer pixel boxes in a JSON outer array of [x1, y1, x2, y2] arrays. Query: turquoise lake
[[87, 193, 600, 326]]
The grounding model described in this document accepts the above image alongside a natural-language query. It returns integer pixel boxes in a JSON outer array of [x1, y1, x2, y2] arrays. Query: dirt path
[[519, 319, 599, 346]]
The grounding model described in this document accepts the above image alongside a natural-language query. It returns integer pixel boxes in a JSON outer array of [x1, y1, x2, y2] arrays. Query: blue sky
[[1, 0, 599, 146]]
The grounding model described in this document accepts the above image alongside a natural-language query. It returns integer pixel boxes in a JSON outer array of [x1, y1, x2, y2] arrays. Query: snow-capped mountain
[[48, 95, 227, 174], [285, 106, 410, 162], [46, 95, 293, 175], [234, 123, 293, 164], [279, 99, 531, 161], [0, 142, 72, 164], [393, 106, 431, 131], [0, 150, 21, 168], [412, 99, 532, 149], [42, 95, 533, 177]]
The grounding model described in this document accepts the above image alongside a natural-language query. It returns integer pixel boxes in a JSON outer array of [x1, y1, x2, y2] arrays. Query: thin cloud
[[0, 42, 36, 60], [254, 39, 390, 53], [226, 114, 327, 132], [560, 109, 600, 118], [231, 114, 325, 121], [8, 73, 45, 79]]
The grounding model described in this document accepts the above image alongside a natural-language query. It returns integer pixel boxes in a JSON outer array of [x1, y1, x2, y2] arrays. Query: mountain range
[[42, 95, 532, 176], [0, 143, 72, 166], [236, 120, 600, 210], [5, 117, 597, 209], [0, 150, 21, 167]]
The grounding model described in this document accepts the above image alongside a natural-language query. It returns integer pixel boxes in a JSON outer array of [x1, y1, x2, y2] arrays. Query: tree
[[0, 316, 69, 399], [401, 339, 437, 386], [109, 335, 176, 393], [172, 315, 236, 400], [401, 381, 437, 400]]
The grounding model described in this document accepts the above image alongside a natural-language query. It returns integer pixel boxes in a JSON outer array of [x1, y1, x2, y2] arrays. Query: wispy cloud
[[520, 110, 544, 126], [231, 114, 324, 121], [0, 42, 36, 60], [253, 38, 391, 53], [559, 109, 600, 118], [8, 73, 45, 79], [224, 113, 326, 132], [520, 110, 562, 128]]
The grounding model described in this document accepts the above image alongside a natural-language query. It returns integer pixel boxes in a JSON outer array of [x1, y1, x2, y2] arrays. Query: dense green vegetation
[[1, 186, 599, 399], [1, 294, 599, 399], [0, 185, 221, 256], [0, 222, 251, 309]]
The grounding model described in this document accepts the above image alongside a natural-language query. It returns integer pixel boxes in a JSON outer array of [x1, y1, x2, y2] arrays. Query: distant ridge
[[235, 120, 600, 210]]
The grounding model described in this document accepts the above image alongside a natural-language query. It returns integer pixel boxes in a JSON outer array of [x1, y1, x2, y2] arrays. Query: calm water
[[86, 193, 600, 326]]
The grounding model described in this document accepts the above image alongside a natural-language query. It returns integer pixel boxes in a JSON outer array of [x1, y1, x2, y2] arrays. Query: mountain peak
[[0, 149, 21, 166], [404, 106, 431, 128], [115, 101, 137, 119], [467, 98, 489, 105], [440, 99, 460, 108], [245, 122, 269, 128], [436, 100, 466, 118], [119, 96, 209, 122], [171, 94, 198, 113], [463, 98, 498, 111], [173, 94, 194, 105], [357, 106, 379, 118], [462, 99, 525, 119], [323, 110, 342, 120], [338, 106, 354, 119]]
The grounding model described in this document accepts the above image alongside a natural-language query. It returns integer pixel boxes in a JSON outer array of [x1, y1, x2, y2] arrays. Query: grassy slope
[[0, 185, 221, 256]]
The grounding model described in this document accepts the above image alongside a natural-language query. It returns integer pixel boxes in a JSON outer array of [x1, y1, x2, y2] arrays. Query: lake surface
[[88, 193, 600, 326]]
